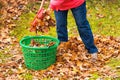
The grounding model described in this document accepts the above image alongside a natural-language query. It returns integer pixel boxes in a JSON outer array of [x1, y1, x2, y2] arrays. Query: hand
[[46, 7, 53, 14]]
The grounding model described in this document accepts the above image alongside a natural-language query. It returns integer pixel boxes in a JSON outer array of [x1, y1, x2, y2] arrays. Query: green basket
[[20, 36, 59, 70]]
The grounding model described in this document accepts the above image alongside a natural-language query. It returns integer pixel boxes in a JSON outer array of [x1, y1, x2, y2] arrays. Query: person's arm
[[49, 0, 64, 10], [50, 0, 64, 6]]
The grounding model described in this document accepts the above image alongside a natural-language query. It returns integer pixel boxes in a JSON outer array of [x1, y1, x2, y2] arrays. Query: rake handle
[[39, 0, 46, 10]]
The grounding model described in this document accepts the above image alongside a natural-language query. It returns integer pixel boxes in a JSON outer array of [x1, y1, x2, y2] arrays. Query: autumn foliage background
[[0, 0, 120, 80]]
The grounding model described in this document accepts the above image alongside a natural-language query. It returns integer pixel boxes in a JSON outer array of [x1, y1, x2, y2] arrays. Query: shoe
[[91, 53, 98, 62]]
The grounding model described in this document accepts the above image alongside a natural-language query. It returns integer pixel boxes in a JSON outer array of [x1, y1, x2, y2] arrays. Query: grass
[[107, 58, 120, 69], [10, 11, 36, 41], [87, 0, 120, 37], [89, 58, 120, 79], [0, 51, 12, 63], [89, 62, 120, 80], [21, 73, 33, 80], [11, 0, 120, 41], [89, 72, 100, 80], [10, 11, 57, 41], [107, 58, 120, 78]]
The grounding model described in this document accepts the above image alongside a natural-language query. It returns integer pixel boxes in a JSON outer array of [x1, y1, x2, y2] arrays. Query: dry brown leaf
[[30, 9, 55, 34]]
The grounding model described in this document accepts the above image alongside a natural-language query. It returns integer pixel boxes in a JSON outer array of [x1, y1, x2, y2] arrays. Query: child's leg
[[54, 10, 68, 42], [71, 2, 98, 53]]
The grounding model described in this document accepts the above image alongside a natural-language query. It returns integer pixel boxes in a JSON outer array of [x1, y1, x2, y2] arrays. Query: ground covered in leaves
[[0, 27, 120, 80], [0, 0, 120, 80]]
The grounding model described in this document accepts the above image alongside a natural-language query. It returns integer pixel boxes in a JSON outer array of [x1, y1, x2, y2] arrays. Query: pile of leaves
[[0, 34, 120, 79], [0, 0, 28, 28], [30, 9, 55, 34], [0, 0, 42, 28], [0, 27, 22, 80], [36, 35, 120, 79]]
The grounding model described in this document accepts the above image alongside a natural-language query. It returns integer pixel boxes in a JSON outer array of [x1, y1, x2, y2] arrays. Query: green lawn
[[10, 0, 120, 40], [87, 0, 120, 37]]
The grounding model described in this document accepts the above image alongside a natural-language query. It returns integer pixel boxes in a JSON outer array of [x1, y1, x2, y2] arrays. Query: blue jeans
[[54, 2, 98, 53]]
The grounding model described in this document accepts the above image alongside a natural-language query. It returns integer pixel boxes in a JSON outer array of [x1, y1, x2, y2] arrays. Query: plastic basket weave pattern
[[20, 36, 59, 70]]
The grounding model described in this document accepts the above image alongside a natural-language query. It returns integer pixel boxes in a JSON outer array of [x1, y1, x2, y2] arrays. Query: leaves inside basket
[[29, 39, 55, 48]]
